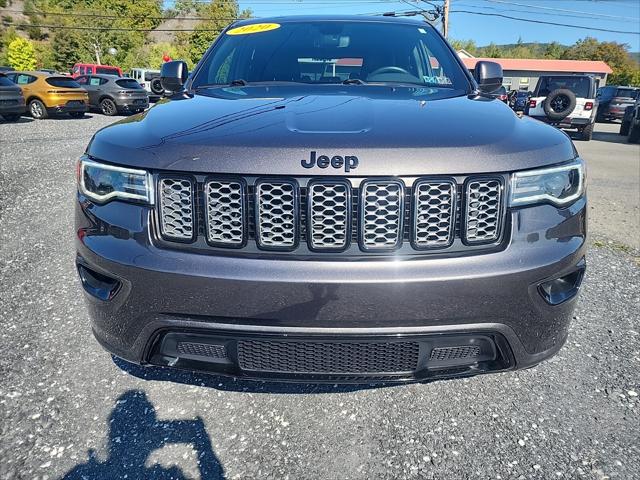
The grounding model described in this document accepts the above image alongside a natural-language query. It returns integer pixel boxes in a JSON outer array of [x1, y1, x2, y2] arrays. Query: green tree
[[0, 26, 19, 65], [563, 37, 639, 86], [7, 37, 37, 70], [33, 0, 164, 71], [543, 42, 566, 59], [449, 39, 477, 55], [563, 37, 635, 73], [51, 29, 85, 71], [483, 42, 502, 58], [186, 0, 251, 64]]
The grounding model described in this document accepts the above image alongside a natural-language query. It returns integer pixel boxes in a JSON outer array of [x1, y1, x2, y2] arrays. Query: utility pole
[[443, 0, 450, 39]]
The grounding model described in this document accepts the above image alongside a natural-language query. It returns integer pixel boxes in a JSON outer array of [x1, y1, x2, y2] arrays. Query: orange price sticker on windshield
[[227, 23, 281, 35]]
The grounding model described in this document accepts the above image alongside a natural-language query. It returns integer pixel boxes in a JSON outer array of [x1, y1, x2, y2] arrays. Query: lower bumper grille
[[150, 331, 511, 383], [237, 340, 420, 374]]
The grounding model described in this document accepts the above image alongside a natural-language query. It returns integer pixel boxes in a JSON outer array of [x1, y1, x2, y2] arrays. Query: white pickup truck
[[526, 75, 598, 141]]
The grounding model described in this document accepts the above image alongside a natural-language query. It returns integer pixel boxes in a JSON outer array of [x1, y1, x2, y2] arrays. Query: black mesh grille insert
[[429, 345, 481, 361], [177, 342, 228, 359], [237, 340, 420, 374]]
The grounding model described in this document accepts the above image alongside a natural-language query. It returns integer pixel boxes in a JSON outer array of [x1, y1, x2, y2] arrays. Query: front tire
[[29, 99, 48, 119], [628, 124, 640, 144], [620, 121, 630, 136], [580, 123, 593, 141], [100, 98, 117, 116]]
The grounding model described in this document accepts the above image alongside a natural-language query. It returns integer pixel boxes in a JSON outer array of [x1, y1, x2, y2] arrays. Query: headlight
[[79, 159, 153, 204], [509, 159, 584, 207]]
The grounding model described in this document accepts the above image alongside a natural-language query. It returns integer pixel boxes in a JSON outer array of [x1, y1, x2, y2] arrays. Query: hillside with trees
[[451, 37, 640, 86], [0, 0, 250, 72], [0, 0, 638, 86]]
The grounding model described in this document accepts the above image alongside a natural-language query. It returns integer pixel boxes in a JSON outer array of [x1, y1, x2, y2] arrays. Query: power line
[[163, 0, 406, 3], [455, 2, 640, 23], [450, 10, 640, 35], [0, 22, 243, 31], [1, 9, 248, 21], [477, 0, 640, 21]]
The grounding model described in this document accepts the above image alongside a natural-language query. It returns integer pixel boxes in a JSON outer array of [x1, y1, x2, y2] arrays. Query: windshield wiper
[[342, 78, 366, 85], [195, 79, 249, 89]]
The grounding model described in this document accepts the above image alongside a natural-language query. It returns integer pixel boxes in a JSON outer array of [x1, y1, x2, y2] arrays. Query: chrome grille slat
[[158, 178, 194, 241], [360, 180, 404, 250], [156, 175, 506, 253], [413, 180, 456, 249], [308, 181, 350, 250], [464, 178, 503, 244], [256, 180, 297, 249], [205, 179, 245, 247]]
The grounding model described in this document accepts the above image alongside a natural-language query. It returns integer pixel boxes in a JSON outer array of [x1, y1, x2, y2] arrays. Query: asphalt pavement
[[0, 115, 638, 480]]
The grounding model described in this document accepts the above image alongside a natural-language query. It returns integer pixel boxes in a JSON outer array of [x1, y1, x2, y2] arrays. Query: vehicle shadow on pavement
[[61, 389, 225, 479], [590, 128, 629, 144], [1, 117, 33, 124], [112, 356, 392, 394], [53, 114, 95, 121]]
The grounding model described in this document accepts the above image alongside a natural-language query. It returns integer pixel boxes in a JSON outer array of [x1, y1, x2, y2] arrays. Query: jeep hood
[[87, 85, 577, 175]]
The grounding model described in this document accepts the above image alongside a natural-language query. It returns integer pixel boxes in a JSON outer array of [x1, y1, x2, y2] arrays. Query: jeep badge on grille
[[301, 151, 359, 172]]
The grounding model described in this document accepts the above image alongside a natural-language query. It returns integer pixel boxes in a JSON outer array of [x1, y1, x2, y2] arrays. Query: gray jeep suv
[[75, 16, 587, 383]]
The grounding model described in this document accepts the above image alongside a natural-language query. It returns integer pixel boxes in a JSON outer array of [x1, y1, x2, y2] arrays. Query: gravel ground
[[0, 115, 639, 480]]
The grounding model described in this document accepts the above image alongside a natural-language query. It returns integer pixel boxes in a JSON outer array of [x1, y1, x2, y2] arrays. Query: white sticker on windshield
[[418, 28, 427, 34], [424, 75, 453, 85]]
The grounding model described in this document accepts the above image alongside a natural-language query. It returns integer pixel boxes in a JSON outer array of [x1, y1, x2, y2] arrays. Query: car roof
[[9, 71, 57, 78], [230, 14, 431, 28], [83, 74, 127, 80]]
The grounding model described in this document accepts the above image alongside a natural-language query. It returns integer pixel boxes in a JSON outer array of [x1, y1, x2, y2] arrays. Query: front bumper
[[530, 115, 592, 129], [75, 195, 587, 382]]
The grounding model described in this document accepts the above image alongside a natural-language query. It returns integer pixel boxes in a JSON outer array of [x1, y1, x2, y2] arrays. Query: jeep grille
[[156, 175, 506, 256], [308, 181, 350, 250], [204, 179, 245, 247], [158, 178, 194, 241], [464, 178, 503, 244], [255, 180, 298, 249], [412, 180, 456, 249], [360, 180, 404, 250]]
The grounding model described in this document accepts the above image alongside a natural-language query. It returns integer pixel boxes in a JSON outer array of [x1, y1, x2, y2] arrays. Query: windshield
[[192, 21, 469, 94], [537, 76, 592, 98], [116, 79, 143, 89], [0, 75, 15, 86], [615, 88, 639, 99], [96, 66, 119, 75], [46, 77, 82, 88]]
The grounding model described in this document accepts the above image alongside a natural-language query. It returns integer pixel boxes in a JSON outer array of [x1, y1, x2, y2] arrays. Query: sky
[[222, 0, 640, 49]]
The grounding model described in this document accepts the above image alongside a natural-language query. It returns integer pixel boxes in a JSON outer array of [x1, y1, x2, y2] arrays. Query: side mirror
[[161, 61, 188, 93], [474, 61, 503, 94]]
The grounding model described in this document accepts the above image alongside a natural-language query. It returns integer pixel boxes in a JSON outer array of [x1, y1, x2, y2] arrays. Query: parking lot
[[0, 116, 638, 479]]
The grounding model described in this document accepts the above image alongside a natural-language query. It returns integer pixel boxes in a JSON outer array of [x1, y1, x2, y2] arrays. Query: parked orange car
[[5, 71, 89, 119]]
